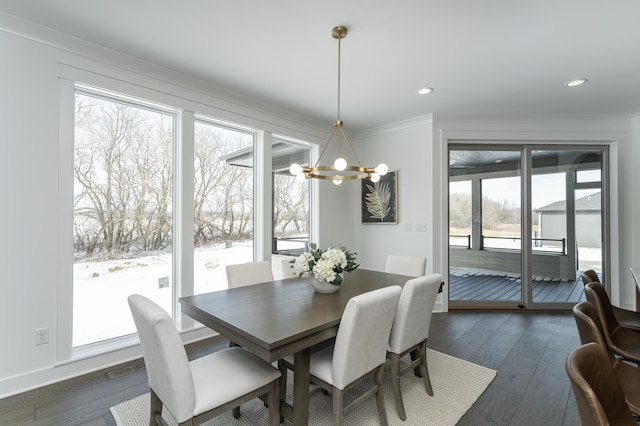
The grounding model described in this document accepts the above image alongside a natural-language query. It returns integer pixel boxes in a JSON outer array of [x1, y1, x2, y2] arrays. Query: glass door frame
[[447, 143, 610, 310]]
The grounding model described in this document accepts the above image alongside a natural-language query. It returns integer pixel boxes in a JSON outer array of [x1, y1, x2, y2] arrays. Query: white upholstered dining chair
[[281, 285, 402, 426], [384, 254, 427, 277], [225, 261, 274, 288], [387, 273, 442, 420], [224, 260, 278, 417], [127, 294, 281, 426]]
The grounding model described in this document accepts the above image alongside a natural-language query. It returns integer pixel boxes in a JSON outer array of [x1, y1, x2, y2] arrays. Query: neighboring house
[[534, 191, 602, 248]]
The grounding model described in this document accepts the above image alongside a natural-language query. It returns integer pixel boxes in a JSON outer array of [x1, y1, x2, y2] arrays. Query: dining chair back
[[387, 273, 442, 420], [572, 302, 614, 361], [288, 285, 401, 426], [384, 254, 427, 277], [573, 301, 640, 415], [566, 342, 637, 426], [226, 261, 274, 288], [280, 257, 296, 278], [581, 269, 600, 285], [581, 270, 640, 332], [128, 294, 281, 425], [332, 285, 402, 389], [584, 282, 640, 363]]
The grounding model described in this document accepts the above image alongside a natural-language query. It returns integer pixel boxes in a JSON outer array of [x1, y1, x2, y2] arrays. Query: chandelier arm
[[312, 126, 338, 169], [337, 125, 364, 168]]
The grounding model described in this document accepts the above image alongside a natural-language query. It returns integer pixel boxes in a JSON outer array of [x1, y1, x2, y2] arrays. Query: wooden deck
[[449, 267, 586, 303]]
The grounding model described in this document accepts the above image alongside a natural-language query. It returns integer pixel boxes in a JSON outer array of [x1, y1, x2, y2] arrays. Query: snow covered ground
[[73, 241, 294, 347]]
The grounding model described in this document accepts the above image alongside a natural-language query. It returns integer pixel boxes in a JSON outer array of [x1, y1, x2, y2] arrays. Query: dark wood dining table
[[179, 268, 411, 426]]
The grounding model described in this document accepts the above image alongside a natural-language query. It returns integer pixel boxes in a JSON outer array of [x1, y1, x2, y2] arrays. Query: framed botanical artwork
[[361, 171, 397, 223]]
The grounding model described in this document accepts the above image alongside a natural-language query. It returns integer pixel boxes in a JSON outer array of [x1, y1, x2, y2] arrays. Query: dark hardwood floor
[[0, 311, 582, 425], [449, 268, 586, 304]]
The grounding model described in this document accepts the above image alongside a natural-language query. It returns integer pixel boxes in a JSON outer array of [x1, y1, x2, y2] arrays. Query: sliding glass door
[[530, 150, 604, 307], [449, 148, 524, 307], [448, 145, 607, 310]]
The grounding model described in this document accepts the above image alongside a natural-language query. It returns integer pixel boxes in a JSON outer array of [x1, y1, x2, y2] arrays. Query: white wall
[[351, 117, 436, 272], [351, 117, 444, 309], [1, 26, 62, 396]]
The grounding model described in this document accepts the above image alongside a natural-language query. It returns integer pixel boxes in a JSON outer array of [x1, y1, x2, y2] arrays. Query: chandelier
[[289, 26, 388, 185]]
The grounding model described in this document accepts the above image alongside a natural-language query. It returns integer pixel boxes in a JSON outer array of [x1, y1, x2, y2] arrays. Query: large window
[[481, 176, 521, 251], [69, 84, 312, 352], [272, 139, 311, 257], [73, 90, 175, 347], [449, 180, 472, 248], [193, 120, 255, 295]]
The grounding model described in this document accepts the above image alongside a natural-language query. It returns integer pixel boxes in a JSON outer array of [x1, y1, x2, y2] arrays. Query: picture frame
[[361, 171, 397, 223]]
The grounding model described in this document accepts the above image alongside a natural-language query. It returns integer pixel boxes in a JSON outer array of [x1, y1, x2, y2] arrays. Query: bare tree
[[73, 94, 173, 258], [193, 123, 253, 245], [274, 174, 308, 236], [74, 94, 308, 260]]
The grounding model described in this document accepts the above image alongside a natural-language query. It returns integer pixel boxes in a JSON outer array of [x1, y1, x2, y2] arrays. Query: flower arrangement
[[291, 243, 359, 286]]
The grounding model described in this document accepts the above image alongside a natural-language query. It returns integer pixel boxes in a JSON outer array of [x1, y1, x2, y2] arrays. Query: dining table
[[179, 268, 412, 426]]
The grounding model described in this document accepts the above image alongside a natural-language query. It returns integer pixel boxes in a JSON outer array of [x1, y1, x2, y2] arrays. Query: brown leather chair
[[581, 270, 640, 331], [572, 302, 640, 414], [566, 342, 637, 426], [584, 282, 640, 363]]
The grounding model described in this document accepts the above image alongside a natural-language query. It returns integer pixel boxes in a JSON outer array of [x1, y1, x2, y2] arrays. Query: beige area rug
[[110, 349, 496, 425]]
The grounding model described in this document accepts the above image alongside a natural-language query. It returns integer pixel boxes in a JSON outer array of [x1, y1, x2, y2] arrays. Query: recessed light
[[567, 79, 588, 87], [495, 159, 503, 164], [418, 87, 434, 95]]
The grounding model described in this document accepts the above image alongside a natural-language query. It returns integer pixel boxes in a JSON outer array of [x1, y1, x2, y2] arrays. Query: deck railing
[[272, 237, 309, 256], [450, 234, 567, 255]]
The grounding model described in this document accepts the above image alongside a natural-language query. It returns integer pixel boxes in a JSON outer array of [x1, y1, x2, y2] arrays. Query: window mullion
[[176, 110, 195, 330]]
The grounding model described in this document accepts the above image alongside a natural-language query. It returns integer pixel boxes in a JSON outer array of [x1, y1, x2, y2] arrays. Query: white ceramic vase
[[311, 277, 341, 293]]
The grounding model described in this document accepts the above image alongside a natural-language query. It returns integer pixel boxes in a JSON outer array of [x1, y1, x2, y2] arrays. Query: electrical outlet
[[35, 327, 49, 345]]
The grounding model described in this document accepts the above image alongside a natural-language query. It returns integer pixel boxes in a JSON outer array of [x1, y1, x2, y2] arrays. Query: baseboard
[[0, 326, 216, 399]]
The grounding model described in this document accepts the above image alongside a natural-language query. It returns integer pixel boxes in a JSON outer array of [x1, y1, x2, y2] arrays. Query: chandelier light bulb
[[333, 178, 342, 186], [334, 157, 347, 171], [289, 163, 303, 175], [295, 172, 306, 182], [375, 163, 388, 176], [370, 173, 380, 183]]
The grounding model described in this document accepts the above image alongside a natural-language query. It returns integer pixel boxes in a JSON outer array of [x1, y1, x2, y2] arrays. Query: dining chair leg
[[374, 365, 389, 426], [333, 387, 345, 426], [389, 352, 407, 420], [232, 406, 241, 418], [229, 339, 241, 420], [420, 341, 433, 396], [410, 348, 422, 377], [149, 389, 163, 426]]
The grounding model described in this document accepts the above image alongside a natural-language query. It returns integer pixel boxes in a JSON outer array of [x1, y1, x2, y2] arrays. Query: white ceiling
[[3, 0, 640, 131]]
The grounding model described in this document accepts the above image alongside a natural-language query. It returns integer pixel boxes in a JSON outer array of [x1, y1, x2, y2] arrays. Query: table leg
[[293, 348, 311, 426]]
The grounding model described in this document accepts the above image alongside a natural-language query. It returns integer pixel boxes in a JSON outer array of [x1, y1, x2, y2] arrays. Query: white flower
[[323, 248, 347, 269], [290, 243, 358, 285], [292, 252, 313, 277], [313, 258, 337, 283]]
